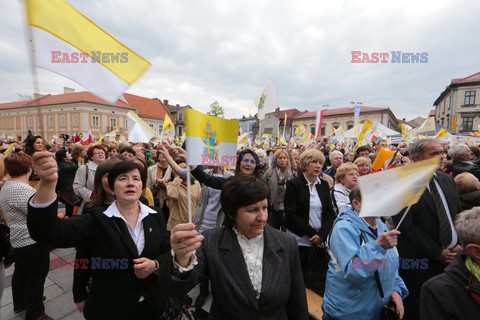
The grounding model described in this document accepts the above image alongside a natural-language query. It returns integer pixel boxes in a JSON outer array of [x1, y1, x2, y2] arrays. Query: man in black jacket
[[393, 139, 462, 320], [448, 144, 480, 179], [420, 207, 480, 319]]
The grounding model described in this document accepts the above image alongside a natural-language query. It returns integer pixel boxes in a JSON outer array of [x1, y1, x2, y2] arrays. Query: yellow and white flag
[[415, 116, 436, 133], [237, 133, 249, 150], [95, 132, 103, 145], [26, 0, 151, 104], [333, 126, 345, 143], [371, 147, 396, 171], [185, 109, 239, 166], [3, 144, 15, 157], [161, 114, 175, 139], [126, 111, 157, 143], [359, 157, 440, 217], [434, 128, 451, 142], [254, 80, 278, 120], [356, 120, 374, 147]]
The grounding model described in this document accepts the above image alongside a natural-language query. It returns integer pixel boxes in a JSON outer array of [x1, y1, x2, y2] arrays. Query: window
[[8, 118, 13, 129], [110, 118, 116, 129], [178, 126, 183, 136], [346, 121, 354, 130], [59, 115, 65, 127], [72, 115, 78, 127], [149, 123, 154, 129], [310, 126, 316, 135], [92, 116, 99, 127], [321, 126, 326, 135], [464, 91, 476, 105], [462, 117, 474, 131], [48, 116, 54, 127], [27, 117, 32, 127], [178, 112, 183, 121]]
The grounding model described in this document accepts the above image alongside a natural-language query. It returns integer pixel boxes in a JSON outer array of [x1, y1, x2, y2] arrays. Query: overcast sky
[[1, 0, 479, 120]]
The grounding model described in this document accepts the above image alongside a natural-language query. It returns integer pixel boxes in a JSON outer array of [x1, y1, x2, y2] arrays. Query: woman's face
[[66, 152, 72, 161], [108, 149, 118, 157], [235, 198, 268, 239], [292, 149, 300, 162], [357, 163, 370, 176], [157, 153, 168, 167], [240, 153, 256, 175], [122, 151, 135, 159], [346, 153, 354, 162], [34, 138, 44, 151], [304, 159, 323, 178], [91, 148, 106, 164], [276, 153, 288, 169], [341, 169, 359, 190], [113, 169, 143, 202]]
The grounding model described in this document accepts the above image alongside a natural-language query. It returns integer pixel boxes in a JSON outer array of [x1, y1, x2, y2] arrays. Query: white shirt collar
[[103, 201, 157, 219], [303, 173, 320, 186], [232, 226, 264, 243]]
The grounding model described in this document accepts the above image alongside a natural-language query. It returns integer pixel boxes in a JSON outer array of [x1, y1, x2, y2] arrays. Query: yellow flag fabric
[[372, 147, 396, 170], [95, 132, 103, 145], [356, 120, 374, 147], [359, 157, 440, 217], [161, 114, 175, 139], [3, 144, 15, 157], [26, 0, 150, 103], [185, 109, 239, 166], [435, 128, 448, 140]]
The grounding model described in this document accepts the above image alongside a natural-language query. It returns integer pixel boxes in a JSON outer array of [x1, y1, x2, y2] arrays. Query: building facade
[[237, 114, 258, 138], [259, 108, 305, 140], [433, 72, 480, 132], [164, 100, 192, 136], [0, 88, 173, 141]]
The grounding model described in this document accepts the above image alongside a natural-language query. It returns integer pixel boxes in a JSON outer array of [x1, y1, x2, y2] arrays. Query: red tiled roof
[[123, 93, 174, 121], [451, 72, 480, 84], [291, 106, 389, 119], [0, 91, 134, 110]]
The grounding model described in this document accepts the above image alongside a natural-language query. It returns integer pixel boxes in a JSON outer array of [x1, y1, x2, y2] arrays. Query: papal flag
[[371, 147, 396, 171], [3, 144, 15, 157], [161, 114, 175, 139], [353, 105, 361, 137], [26, 0, 151, 104], [415, 116, 436, 133], [185, 109, 239, 166], [254, 80, 278, 120], [126, 111, 157, 143], [358, 157, 439, 217]]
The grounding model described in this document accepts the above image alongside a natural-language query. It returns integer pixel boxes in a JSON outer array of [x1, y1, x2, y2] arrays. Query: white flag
[[127, 111, 157, 143], [358, 157, 440, 217], [254, 80, 278, 120]]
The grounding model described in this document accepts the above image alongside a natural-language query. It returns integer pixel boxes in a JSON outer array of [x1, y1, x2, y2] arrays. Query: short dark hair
[[5, 152, 32, 177], [89, 155, 128, 207], [349, 186, 362, 203], [356, 145, 371, 157], [119, 146, 136, 156], [221, 175, 269, 228], [108, 161, 146, 191]]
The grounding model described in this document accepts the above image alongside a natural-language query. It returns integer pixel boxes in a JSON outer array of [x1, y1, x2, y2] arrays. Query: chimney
[[63, 87, 75, 94], [163, 99, 169, 106]]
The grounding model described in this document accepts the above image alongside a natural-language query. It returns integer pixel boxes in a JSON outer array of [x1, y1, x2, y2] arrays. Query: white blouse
[[233, 227, 264, 299]]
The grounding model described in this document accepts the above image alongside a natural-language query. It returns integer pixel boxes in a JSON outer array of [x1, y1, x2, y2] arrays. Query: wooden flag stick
[[395, 205, 412, 230], [186, 169, 192, 223]]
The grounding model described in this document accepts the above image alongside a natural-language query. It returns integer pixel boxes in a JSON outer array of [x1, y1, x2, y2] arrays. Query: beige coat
[[166, 177, 201, 231]]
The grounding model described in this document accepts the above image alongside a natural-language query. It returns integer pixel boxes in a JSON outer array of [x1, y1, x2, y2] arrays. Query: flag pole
[[25, 10, 44, 139], [395, 205, 412, 230], [187, 171, 192, 223]]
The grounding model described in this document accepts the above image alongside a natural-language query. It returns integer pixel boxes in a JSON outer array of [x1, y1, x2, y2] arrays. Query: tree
[[207, 101, 225, 118]]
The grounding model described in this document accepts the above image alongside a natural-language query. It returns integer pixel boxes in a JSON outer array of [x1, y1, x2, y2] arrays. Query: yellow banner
[[185, 109, 238, 143]]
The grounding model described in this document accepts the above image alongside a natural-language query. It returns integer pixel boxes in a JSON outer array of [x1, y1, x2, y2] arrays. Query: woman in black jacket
[[28, 152, 173, 320], [284, 148, 335, 295]]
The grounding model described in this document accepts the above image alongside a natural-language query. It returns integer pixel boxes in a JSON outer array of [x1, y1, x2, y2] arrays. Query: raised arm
[[28, 152, 92, 248]]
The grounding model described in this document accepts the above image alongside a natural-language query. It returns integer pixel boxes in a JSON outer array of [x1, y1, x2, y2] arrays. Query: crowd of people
[[0, 131, 479, 319]]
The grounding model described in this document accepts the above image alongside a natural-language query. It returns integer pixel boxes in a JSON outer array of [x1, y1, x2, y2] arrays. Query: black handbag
[[0, 220, 14, 265], [60, 189, 82, 206], [374, 270, 400, 320]]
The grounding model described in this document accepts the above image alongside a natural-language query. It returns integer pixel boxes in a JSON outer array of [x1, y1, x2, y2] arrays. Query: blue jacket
[[322, 207, 408, 320]]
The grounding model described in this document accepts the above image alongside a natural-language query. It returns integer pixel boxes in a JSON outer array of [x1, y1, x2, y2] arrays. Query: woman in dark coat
[[284, 148, 335, 295], [27, 152, 173, 320], [55, 149, 79, 217]]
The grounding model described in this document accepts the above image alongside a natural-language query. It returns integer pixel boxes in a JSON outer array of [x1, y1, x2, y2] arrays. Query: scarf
[[465, 256, 480, 282]]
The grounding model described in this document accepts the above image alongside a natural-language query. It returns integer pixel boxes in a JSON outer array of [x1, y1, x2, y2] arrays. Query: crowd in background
[[0, 130, 479, 319]]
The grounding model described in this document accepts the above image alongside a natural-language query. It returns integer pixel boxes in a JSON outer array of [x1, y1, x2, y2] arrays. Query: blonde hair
[[299, 149, 325, 172], [335, 163, 358, 183], [272, 149, 291, 168], [454, 172, 480, 194], [354, 156, 371, 167]]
